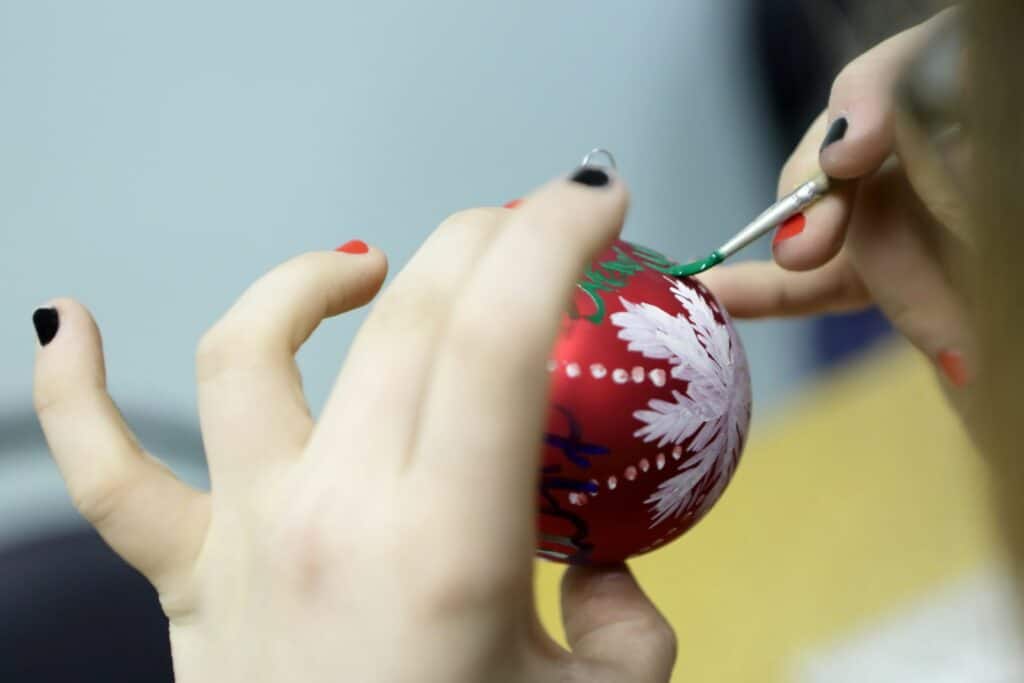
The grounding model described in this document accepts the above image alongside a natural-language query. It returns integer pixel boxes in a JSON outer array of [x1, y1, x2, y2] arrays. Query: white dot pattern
[[591, 449, 691, 493], [544, 361, 695, 504], [568, 492, 588, 506], [546, 360, 678, 388]]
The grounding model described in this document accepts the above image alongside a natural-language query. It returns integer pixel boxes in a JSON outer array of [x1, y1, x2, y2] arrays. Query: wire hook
[[580, 147, 617, 169]]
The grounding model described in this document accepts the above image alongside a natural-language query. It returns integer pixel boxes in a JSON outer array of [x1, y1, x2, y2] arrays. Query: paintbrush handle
[[716, 171, 830, 259]]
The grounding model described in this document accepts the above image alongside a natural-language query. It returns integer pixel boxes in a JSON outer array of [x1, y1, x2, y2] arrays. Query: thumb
[[819, 9, 958, 179], [561, 564, 677, 682]]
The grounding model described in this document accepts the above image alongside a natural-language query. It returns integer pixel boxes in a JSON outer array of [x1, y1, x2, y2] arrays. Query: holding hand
[[701, 10, 973, 406], [32, 168, 676, 683]]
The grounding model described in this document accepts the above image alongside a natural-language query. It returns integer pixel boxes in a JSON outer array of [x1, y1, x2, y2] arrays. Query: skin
[[700, 8, 975, 421], [34, 175, 676, 683], [32, 10, 969, 683]]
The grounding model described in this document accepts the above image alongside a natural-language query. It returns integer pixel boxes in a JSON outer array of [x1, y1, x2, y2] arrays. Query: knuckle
[[429, 207, 505, 253], [195, 324, 277, 383], [437, 207, 504, 236], [399, 510, 525, 618], [268, 513, 333, 592], [70, 471, 136, 529], [882, 296, 916, 338], [262, 499, 350, 597], [371, 286, 446, 337], [412, 553, 524, 619], [616, 612, 678, 665], [33, 383, 61, 416], [645, 615, 679, 659], [444, 304, 511, 366], [34, 382, 99, 420], [836, 266, 871, 311], [196, 252, 333, 381], [830, 61, 866, 105], [778, 142, 817, 197], [194, 326, 242, 382], [778, 153, 800, 196], [280, 251, 332, 284]]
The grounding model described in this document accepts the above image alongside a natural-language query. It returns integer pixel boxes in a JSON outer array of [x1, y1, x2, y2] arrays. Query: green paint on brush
[[669, 250, 724, 278]]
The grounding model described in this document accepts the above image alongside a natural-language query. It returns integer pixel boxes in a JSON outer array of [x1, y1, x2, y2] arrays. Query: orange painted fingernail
[[336, 240, 369, 254], [937, 349, 970, 388], [503, 198, 523, 209], [773, 212, 806, 246]]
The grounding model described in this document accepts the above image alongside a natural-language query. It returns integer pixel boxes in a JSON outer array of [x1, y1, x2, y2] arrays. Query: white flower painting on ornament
[[610, 277, 751, 528]]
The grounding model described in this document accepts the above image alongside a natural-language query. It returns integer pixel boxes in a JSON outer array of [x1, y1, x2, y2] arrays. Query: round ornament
[[537, 239, 751, 565]]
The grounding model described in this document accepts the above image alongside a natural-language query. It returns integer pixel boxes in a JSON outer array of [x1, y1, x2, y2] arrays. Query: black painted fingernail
[[33, 307, 59, 346], [820, 116, 848, 152], [570, 166, 610, 188]]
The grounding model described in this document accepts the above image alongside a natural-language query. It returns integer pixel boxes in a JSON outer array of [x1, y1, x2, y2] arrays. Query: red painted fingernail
[[503, 198, 523, 209], [937, 350, 970, 388], [336, 240, 369, 254], [773, 212, 806, 246]]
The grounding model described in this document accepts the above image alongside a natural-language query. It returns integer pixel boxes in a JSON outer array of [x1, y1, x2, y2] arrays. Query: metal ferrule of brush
[[716, 172, 830, 259]]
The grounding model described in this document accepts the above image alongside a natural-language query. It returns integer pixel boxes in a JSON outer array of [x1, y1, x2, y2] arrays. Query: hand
[[32, 168, 676, 682], [700, 9, 974, 411]]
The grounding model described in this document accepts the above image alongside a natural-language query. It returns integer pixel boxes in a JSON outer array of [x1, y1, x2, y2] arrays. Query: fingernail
[[772, 212, 806, 246], [937, 349, 970, 388], [33, 307, 59, 346], [569, 166, 610, 188], [503, 198, 523, 209], [820, 116, 848, 153], [335, 240, 369, 254]]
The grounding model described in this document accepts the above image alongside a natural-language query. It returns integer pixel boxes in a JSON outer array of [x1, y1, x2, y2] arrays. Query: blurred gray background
[[0, 1, 812, 544]]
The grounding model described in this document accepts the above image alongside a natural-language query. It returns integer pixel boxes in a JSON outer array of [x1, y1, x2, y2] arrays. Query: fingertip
[[33, 299, 108, 414], [565, 164, 629, 202], [818, 114, 892, 179], [771, 187, 854, 272], [32, 298, 101, 351], [335, 239, 386, 264], [359, 243, 390, 278], [512, 164, 629, 257], [561, 563, 677, 679], [332, 242, 389, 285], [821, 79, 896, 179]]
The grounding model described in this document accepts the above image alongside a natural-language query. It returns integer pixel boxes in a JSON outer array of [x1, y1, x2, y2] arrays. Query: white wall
[[0, 1, 812, 535]]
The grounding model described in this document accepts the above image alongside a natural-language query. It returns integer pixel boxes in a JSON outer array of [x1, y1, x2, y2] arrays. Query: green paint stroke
[[574, 243, 681, 324], [669, 250, 724, 278]]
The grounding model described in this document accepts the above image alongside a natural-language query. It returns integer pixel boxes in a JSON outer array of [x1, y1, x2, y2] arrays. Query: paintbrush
[[576, 148, 831, 278], [667, 7, 963, 277], [667, 171, 831, 277]]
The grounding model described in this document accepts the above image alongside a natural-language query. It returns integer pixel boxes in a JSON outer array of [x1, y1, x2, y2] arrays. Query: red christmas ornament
[[537, 239, 751, 565]]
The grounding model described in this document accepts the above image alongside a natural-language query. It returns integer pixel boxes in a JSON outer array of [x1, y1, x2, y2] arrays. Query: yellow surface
[[534, 341, 1002, 682]]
